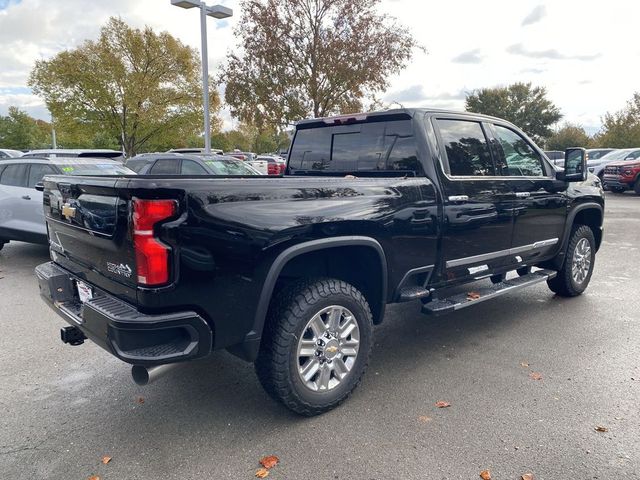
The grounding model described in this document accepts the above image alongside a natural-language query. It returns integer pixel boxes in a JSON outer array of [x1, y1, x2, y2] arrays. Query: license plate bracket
[[76, 281, 93, 304]]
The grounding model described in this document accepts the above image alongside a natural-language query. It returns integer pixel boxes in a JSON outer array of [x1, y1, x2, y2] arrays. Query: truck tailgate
[[44, 176, 138, 290]]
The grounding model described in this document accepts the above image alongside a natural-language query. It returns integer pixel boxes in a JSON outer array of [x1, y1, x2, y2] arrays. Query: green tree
[[222, 0, 422, 130], [594, 93, 640, 148], [0, 106, 50, 149], [465, 82, 562, 144], [546, 123, 592, 150], [29, 17, 220, 157]]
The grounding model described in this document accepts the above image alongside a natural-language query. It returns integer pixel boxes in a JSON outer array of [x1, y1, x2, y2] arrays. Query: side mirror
[[558, 147, 587, 182], [34, 182, 44, 192]]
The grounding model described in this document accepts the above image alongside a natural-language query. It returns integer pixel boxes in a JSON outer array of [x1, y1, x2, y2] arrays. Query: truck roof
[[295, 108, 511, 128]]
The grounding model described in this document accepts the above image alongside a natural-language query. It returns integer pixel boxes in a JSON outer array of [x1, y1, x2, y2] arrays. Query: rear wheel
[[547, 225, 596, 297], [611, 187, 625, 194], [255, 278, 373, 416], [634, 180, 640, 195], [516, 266, 532, 276]]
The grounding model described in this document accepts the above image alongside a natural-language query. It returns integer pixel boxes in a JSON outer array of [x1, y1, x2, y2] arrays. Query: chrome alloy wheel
[[571, 237, 592, 284], [296, 305, 360, 392]]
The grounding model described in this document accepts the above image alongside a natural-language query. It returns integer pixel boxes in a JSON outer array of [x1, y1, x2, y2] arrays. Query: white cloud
[[521, 5, 546, 26], [0, 0, 639, 135]]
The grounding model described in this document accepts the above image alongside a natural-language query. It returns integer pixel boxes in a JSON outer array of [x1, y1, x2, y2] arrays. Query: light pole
[[171, 0, 232, 153]]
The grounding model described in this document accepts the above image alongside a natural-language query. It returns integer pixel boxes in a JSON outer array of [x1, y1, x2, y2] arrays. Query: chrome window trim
[[430, 116, 556, 182]]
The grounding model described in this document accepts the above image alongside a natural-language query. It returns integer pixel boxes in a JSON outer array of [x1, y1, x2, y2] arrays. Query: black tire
[[547, 225, 596, 297], [516, 266, 531, 276], [255, 278, 373, 416], [610, 187, 625, 194], [0, 241, 5, 251], [634, 180, 640, 196]]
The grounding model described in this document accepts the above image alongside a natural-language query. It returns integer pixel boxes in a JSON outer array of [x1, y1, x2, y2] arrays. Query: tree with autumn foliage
[[29, 17, 220, 157], [465, 82, 562, 144], [221, 0, 422, 130]]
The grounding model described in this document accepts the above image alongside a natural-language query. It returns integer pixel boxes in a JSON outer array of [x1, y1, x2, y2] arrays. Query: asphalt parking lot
[[0, 192, 638, 480]]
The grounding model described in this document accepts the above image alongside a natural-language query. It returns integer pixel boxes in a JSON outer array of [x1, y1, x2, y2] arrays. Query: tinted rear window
[[125, 159, 149, 173], [289, 120, 420, 173]]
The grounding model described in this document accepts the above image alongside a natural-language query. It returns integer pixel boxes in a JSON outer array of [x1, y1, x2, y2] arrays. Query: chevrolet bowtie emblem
[[61, 203, 76, 220], [325, 346, 339, 354]]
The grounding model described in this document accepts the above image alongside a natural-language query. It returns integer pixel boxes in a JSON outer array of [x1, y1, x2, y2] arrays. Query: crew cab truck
[[36, 109, 604, 416]]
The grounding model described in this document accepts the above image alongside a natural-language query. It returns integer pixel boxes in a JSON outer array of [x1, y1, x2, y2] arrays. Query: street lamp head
[[206, 4, 233, 18], [171, 0, 200, 9]]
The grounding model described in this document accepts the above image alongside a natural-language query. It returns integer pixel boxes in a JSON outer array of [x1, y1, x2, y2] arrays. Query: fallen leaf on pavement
[[467, 291, 481, 300], [520, 362, 529, 368], [435, 401, 451, 408], [418, 415, 432, 423], [529, 372, 543, 381], [521, 474, 534, 480], [259, 455, 279, 469], [479, 469, 491, 480], [595, 426, 608, 432], [101, 456, 112, 465], [136, 396, 145, 404], [255, 468, 269, 478], [88, 476, 100, 480]]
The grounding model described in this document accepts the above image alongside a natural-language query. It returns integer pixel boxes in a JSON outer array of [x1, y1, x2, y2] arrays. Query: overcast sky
[[0, 0, 638, 134]]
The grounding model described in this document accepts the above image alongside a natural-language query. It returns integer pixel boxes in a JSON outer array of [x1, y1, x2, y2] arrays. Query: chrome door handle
[[21, 195, 31, 200], [448, 195, 469, 203], [514, 192, 531, 198]]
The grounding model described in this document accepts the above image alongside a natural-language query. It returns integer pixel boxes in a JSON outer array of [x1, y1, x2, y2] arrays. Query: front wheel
[[610, 187, 625, 194], [547, 225, 596, 297], [634, 180, 640, 196], [255, 278, 373, 416]]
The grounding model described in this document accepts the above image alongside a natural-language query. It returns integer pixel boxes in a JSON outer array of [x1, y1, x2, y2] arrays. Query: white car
[[0, 158, 134, 249], [0, 148, 24, 159]]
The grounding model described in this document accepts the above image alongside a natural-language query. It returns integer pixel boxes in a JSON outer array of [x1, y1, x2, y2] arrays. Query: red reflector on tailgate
[[132, 199, 177, 286]]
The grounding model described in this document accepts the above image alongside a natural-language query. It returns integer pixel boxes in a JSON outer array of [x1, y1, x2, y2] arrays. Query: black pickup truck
[[36, 109, 604, 415]]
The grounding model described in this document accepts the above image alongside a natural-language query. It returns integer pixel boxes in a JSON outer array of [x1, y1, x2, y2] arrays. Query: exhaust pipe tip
[[131, 365, 151, 386], [131, 363, 179, 386]]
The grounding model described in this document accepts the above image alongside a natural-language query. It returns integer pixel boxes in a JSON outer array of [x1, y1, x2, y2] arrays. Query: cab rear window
[[288, 120, 420, 174]]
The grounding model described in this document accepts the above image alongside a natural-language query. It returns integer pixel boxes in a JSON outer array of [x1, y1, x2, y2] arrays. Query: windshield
[[204, 159, 260, 175], [58, 163, 135, 175], [599, 149, 635, 161]]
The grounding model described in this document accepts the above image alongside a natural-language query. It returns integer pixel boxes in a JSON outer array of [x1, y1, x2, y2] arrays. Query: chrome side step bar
[[421, 269, 557, 316]]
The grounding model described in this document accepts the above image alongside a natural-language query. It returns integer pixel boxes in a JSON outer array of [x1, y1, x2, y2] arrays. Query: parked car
[[23, 149, 125, 162], [602, 149, 640, 194], [128, 153, 261, 175], [228, 150, 257, 161], [596, 148, 640, 188], [36, 108, 603, 416], [167, 148, 224, 155], [0, 148, 24, 158], [586, 148, 617, 178], [256, 155, 286, 175], [544, 150, 564, 166], [0, 158, 134, 249]]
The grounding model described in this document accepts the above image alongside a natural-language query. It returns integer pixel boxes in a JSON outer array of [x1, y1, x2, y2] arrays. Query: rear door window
[[289, 119, 419, 173], [436, 119, 495, 176], [180, 160, 208, 175], [0, 164, 29, 187], [27, 164, 57, 187], [149, 159, 179, 174]]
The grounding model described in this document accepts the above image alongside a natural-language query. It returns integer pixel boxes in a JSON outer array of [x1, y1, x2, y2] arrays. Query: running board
[[421, 269, 557, 316]]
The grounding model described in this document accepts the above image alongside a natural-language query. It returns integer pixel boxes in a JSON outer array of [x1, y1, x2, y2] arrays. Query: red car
[[602, 149, 640, 194]]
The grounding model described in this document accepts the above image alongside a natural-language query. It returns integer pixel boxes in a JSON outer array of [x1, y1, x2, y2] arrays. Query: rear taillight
[[267, 163, 279, 175], [132, 198, 177, 286]]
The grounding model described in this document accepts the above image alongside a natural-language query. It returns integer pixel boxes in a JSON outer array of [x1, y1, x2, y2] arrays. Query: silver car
[[0, 157, 134, 249]]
